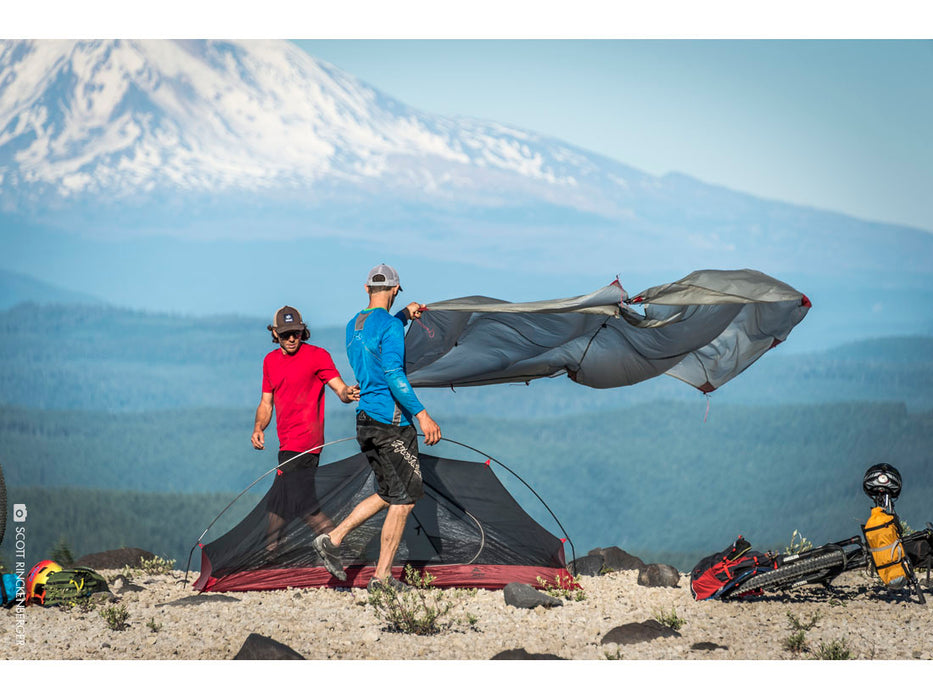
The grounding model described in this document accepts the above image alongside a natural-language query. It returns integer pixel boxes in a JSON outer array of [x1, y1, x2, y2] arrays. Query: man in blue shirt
[[312, 264, 441, 591]]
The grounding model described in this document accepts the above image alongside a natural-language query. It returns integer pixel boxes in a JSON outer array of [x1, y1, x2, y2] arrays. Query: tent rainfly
[[404, 268, 811, 393], [194, 451, 569, 592]]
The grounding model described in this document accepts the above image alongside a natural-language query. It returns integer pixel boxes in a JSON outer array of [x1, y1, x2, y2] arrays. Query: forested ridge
[[2, 302, 932, 571], [2, 303, 932, 415]]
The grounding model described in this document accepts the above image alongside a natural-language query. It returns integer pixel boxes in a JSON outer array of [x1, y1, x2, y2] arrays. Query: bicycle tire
[[733, 550, 846, 595], [0, 461, 6, 547]]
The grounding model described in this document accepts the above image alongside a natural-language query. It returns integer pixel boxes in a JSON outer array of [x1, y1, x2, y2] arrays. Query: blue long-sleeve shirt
[[346, 307, 425, 426]]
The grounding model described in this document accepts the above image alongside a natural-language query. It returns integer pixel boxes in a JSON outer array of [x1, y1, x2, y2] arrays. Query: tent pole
[[432, 436, 577, 573]]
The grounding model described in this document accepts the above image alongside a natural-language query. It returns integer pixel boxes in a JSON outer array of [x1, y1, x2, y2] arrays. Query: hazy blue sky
[[294, 40, 933, 232]]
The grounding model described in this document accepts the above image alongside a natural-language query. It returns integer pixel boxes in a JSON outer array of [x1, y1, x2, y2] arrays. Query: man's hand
[[329, 378, 360, 404], [406, 302, 425, 320], [253, 393, 273, 449], [251, 428, 265, 450], [416, 410, 441, 446]]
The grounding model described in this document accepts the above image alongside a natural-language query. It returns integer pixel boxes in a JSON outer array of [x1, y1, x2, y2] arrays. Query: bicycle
[[726, 464, 932, 604]]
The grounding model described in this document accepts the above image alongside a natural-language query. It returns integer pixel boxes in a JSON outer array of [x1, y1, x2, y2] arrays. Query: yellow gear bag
[[862, 507, 907, 588]]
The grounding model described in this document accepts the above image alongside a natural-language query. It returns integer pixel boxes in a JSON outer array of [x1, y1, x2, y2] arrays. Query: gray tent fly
[[405, 269, 810, 393]]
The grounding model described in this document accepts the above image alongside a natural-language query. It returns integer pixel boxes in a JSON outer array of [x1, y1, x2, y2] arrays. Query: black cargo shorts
[[356, 410, 423, 505]]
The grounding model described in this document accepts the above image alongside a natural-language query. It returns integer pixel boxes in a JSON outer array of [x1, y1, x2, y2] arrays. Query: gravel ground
[[3, 566, 932, 662]]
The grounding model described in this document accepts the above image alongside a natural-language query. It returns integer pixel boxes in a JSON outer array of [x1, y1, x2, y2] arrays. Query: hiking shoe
[[312, 534, 346, 581], [367, 575, 412, 594]]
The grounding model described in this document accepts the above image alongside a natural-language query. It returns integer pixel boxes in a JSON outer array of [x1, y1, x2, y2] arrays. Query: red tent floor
[[194, 558, 571, 592]]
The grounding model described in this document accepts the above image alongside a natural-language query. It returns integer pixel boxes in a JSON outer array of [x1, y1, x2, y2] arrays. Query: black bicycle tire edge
[[732, 550, 847, 595]]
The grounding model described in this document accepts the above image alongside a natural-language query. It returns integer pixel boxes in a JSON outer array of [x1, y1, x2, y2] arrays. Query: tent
[[193, 451, 569, 592], [405, 269, 810, 393]]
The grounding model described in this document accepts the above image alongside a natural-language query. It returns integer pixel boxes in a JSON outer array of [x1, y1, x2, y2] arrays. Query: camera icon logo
[[13, 504, 28, 522]]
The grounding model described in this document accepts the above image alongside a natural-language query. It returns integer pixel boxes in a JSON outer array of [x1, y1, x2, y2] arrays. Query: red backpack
[[690, 536, 778, 601]]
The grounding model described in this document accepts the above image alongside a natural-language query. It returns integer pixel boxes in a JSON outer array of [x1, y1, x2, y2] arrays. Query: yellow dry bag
[[862, 507, 907, 588]]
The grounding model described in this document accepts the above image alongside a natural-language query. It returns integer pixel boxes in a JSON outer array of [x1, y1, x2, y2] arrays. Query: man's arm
[[380, 320, 426, 418], [326, 376, 360, 403], [251, 392, 274, 449], [381, 319, 441, 445]]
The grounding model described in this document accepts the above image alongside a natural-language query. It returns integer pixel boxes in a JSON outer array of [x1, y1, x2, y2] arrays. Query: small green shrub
[[100, 604, 130, 631], [787, 611, 821, 632], [814, 638, 852, 660], [146, 617, 162, 633], [367, 565, 454, 635], [785, 530, 813, 555], [137, 555, 176, 575], [783, 630, 809, 654], [654, 606, 685, 631], [781, 611, 821, 656]]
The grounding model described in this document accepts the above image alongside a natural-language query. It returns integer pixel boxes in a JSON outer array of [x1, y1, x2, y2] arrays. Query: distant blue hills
[[0, 267, 103, 309], [2, 283, 931, 416]]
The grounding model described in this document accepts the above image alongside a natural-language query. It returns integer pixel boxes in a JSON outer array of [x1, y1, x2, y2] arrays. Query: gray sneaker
[[312, 534, 346, 581], [366, 575, 412, 594]]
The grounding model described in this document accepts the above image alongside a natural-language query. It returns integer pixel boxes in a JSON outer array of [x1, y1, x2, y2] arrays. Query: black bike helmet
[[862, 463, 902, 503]]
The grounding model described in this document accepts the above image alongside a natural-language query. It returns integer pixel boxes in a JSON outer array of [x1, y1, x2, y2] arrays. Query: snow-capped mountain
[[0, 39, 648, 215], [2, 38, 932, 309]]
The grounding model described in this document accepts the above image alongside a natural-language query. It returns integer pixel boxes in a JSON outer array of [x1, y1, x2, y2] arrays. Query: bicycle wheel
[[733, 550, 846, 595], [0, 462, 6, 547]]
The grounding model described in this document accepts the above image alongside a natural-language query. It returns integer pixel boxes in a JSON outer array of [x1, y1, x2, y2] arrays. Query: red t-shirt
[[262, 343, 340, 453]]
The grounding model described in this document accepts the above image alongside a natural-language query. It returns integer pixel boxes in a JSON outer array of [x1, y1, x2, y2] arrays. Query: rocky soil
[[3, 565, 932, 661]]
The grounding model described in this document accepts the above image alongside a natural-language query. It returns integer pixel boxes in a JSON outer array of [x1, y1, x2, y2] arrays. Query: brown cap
[[271, 306, 306, 333]]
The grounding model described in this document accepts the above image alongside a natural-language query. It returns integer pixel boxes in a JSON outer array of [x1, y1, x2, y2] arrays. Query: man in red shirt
[[251, 305, 359, 550]]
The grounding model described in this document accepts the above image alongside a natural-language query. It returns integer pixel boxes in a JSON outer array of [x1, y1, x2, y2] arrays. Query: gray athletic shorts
[[356, 410, 423, 505]]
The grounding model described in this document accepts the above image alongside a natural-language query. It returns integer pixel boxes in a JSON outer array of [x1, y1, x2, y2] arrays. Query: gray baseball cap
[[366, 263, 402, 291]]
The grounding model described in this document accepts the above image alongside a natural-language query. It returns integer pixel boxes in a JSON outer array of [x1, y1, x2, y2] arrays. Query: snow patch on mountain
[[0, 39, 594, 204]]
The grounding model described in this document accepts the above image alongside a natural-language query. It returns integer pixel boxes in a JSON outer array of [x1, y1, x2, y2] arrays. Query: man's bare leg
[[374, 503, 414, 581], [302, 510, 335, 535], [265, 513, 286, 551], [327, 493, 388, 547]]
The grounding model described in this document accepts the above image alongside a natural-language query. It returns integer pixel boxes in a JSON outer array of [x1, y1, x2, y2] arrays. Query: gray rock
[[637, 563, 680, 588], [592, 546, 645, 572], [503, 582, 563, 609], [692, 641, 729, 651], [110, 575, 144, 593], [601, 620, 681, 645], [491, 648, 565, 660], [571, 554, 606, 577], [75, 547, 156, 570], [233, 633, 305, 660], [89, 591, 118, 605]]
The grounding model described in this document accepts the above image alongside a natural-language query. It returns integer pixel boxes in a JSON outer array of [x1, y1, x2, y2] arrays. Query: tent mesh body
[[194, 452, 568, 592]]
